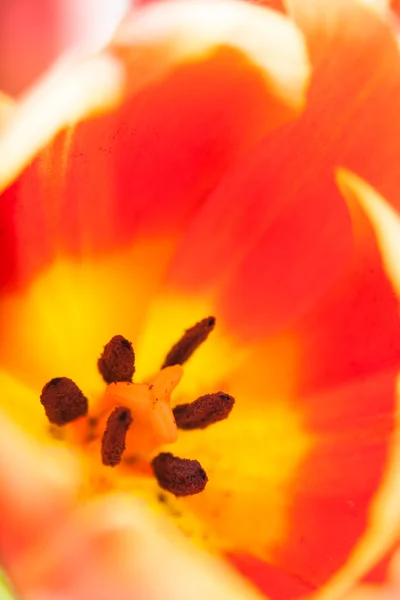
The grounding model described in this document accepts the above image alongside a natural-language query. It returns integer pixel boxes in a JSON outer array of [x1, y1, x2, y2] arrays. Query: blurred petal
[[284, 0, 400, 210], [191, 174, 400, 594], [336, 169, 400, 297], [388, 546, 400, 586], [0, 410, 79, 566], [0, 0, 128, 95], [60, 0, 129, 57], [0, 411, 262, 599], [341, 586, 397, 600], [290, 168, 400, 393], [0, 572, 17, 600], [258, 0, 286, 10], [293, 172, 400, 600], [229, 555, 314, 600], [0, 92, 14, 128], [284, 372, 398, 598], [0, 0, 309, 193], [167, 126, 353, 338], [391, 0, 400, 16], [113, 0, 309, 113], [13, 494, 263, 600], [0, 53, 125, 194]]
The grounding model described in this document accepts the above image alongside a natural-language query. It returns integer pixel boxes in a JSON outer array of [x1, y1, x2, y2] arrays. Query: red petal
[[12, 494, 262, 600], [292, 182, 400, 394], [0, 409, 78, 566], [0, 1, 309, 292], [167, 124, 353, 338], [281, 371, 396, 587], [229, 554, 315, 600], [219, 175, 400, 593], [0, 0, 127, 95], [167, 0, 400, 341], [223, 370, 397, 597], [286, 0, 400, 207]]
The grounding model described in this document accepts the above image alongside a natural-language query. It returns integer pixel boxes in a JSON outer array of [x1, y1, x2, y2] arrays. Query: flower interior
[[39, 317, 235, 497], [2, 1, 400, 597]]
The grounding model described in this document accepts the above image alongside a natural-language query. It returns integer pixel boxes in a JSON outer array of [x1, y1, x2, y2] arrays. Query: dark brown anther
[[162, 317, 216, 368], [101, 407, 133, 467], [173, 392, 234, 430], [152, 452, 208, 496], [98, 335, 135, 384], [40, 377, 88, 426]]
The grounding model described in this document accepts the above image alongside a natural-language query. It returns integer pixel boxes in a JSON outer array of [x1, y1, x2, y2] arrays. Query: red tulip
[[1, 1, 400, 599]]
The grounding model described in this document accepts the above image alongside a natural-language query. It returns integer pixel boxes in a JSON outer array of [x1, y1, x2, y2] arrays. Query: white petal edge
[[0, 53, 125, 194], [115, 0, 310, 111], [337, 168, 400, 297]]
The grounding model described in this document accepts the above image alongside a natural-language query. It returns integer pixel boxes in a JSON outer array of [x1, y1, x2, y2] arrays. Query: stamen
[[98, 335, 135, 384], [40, 377, 88, 425], [152, 452, 208, 496], [162, 316, 216, 368], [173, 392, 235, 430], [101, 406, 133, 467]]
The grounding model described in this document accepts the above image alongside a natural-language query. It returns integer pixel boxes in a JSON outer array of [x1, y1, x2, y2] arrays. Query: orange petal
[[392, 0, 400, 16]]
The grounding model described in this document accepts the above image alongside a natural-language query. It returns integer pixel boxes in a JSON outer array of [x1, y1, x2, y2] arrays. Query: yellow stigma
[[99, 365, 183, 458]]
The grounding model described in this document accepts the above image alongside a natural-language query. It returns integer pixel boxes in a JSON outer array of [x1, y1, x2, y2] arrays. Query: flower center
[[39, 317, 235, 496]]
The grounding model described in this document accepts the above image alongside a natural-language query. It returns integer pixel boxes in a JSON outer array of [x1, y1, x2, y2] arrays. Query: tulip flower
[[1, 0, 400, 599]]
